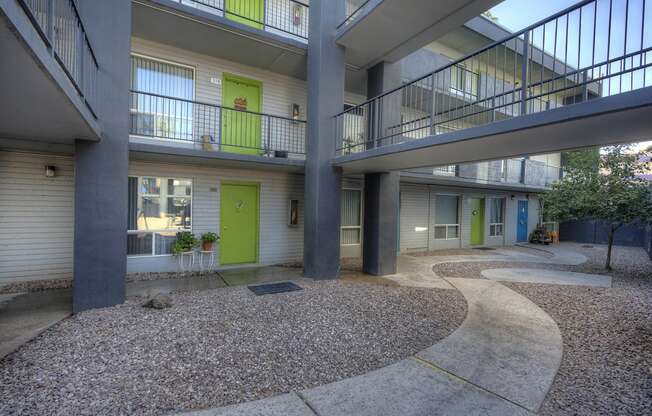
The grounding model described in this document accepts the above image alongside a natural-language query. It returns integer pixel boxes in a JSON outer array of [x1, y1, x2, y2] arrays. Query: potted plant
[[172, 231, 198, 255], [200, 232, 219, 251]]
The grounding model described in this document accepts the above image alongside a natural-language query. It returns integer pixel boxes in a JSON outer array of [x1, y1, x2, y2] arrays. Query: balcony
[[0, 0, 101, 143], [132, 0, 308, 81], [129, 91, 306, 168], [167, 0, 309, 41], [336, 0, 502, 69], [333, 0, 652, 173], [404, 159, 562, 190]]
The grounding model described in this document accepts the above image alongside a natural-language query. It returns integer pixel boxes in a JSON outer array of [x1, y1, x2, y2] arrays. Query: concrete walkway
[[175, 257, 570, 415], [482, 268, 612, 287]]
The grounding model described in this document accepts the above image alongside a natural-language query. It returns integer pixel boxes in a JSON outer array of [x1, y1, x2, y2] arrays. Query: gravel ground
[[0, 280, 466, 416]]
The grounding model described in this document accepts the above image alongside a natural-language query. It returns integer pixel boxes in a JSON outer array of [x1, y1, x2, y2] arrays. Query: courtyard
[[0, 243, 650, 415]]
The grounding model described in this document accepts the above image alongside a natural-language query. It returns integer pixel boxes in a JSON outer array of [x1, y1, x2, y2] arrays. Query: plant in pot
[[172, 231, 198, 255], [200, 232, 219, 251]]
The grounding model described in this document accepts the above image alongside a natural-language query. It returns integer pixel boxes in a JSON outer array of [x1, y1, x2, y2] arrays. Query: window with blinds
[[130, 55, 195, 141], [341, 189, 362, 245]]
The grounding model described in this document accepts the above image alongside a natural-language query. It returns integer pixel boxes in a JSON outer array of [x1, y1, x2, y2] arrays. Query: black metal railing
[[407, 159, 562, 188], [130, 90, 306, 156], [17, 0, 99, 117], [174, 0, 309, 40], [340, 0, 371, 28], [335, 0, 652, 155]]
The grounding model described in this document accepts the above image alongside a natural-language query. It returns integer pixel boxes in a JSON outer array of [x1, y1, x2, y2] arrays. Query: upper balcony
[[129, 90, 306, 170], [334, 0, 652, 173], [403, 158, 562, 191], [132, 0, 309, 81], [0, 0, 101, 146], [336, 0, 503, 69]]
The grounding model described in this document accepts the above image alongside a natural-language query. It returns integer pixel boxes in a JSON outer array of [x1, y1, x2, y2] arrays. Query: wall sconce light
[[291, 103, 300, 121], [292, 4, 302, 26], [288, 199, 299, 226], [526, 194, 530, 200], [510, 194, 515, 200], [45, 165, 56, 177]]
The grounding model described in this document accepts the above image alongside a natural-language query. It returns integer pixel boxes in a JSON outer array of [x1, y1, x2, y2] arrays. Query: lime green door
[[222, 74, 262, 155], [225, 0, 263, 29], [469, 198, 485, 245], [220, 183, 259, 265]]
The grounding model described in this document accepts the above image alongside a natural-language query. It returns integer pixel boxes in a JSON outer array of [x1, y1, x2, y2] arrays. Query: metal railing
[[335, 0, 652, 155], [175, 0, 309, 40], [407, 159, 562, 188], [18, 0, 99, 117], [130, 90, 306, 156], [340, 0, 371, 28]]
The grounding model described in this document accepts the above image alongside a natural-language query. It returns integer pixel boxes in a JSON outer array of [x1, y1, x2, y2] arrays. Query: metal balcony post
[[217, 108, 222, 152], [520, 31, 530, 116], [265, 116, 271, 156], [430, 74, 437, 135], [79, 32, 85, 98], [47, 0, 55, 54]]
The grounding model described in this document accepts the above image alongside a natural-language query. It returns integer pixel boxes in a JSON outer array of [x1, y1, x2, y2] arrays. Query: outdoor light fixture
[[45, 165, 56, 177], [510, 195, 515, 200]]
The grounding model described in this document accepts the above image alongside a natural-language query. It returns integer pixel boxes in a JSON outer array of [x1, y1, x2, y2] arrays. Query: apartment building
[[1, 0, 649, 311]]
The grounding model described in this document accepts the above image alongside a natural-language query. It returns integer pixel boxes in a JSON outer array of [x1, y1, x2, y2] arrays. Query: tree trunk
[[605, 224, 616, 270]]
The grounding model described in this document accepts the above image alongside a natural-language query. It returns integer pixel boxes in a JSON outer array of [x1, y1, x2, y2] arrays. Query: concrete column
[[303, 0, 345, 279], [366, 61, 401, 148], [363, 172, 400, 275], [73, 0, 131, 312], [361, 62, 401, 275]]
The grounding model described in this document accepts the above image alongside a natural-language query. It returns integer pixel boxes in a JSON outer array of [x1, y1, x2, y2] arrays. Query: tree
[[542, 145, 652, 270]]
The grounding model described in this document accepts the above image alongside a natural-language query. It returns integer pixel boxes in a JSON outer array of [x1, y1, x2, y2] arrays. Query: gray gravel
[[0, 280, 466, 416]]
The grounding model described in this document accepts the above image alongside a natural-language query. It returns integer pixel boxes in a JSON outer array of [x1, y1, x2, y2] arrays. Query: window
[[434, 195, 459, 240], [341, 189, 362, 245], [127, 176, 192, 256], [489, 198, 505, 236], [450, 65, 478, 98], [130, 55, 195, 141], [433, 165, 457, 176]]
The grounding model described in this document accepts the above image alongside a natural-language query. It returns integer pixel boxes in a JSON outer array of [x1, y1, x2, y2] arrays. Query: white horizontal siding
[[127, 160, 305, 272], [399, 184, 430, 251], [0, 151, 74, 284]]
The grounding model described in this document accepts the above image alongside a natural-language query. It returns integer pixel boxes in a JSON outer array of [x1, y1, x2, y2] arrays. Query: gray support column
[[367, 61, 401, 147], [363, 172, 400, 275], [73, 0, 131, 312], [303, 0, 345, 279]]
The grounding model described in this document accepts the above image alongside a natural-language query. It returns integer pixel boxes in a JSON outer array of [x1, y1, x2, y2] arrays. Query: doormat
[[473, 247, 495, 251], [248, 281, 303, 296]]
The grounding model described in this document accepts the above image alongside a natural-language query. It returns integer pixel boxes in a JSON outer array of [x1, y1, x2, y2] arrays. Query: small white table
[[197, 250, 216, 274], [177, 251, 195, 277]]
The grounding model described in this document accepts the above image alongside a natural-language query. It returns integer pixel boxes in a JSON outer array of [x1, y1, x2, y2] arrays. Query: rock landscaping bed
[[0, 280, 466, 416]]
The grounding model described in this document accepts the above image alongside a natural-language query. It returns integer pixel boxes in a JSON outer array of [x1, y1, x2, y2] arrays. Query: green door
[[220, 183, 259, 265], [225, 0, 264, 29], [222, 74, 262, 155], [469, 198, 485, 246]]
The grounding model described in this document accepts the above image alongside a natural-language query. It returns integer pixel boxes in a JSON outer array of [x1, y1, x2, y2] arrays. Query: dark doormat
[[248, 281, 303, 296], [473, 247, 495, 251]]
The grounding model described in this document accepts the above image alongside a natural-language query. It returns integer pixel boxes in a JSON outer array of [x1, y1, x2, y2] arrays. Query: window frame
[[340, 187, 363, 246], [127, 175, 194, 258], [434, 193, 460, 240], [488, 197, 505, 237]]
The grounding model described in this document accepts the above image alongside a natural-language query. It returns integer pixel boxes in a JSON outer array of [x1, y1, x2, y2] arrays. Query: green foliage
[[172, 231, 198, 255], [201, 232, 219, 243], [542, 145, 652, 268]]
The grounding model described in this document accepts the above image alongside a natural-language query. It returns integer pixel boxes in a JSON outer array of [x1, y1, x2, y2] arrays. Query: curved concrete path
[[176, 252, 571, 415], [482, 268, 612, 287]]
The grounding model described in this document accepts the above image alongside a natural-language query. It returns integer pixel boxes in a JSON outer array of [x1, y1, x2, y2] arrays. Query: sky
[[486, 0, 652, 152], [487, 0, 584, 33]]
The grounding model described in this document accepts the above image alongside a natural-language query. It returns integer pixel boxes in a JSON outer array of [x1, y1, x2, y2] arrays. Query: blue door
[[517, 200, 529, 242]]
